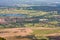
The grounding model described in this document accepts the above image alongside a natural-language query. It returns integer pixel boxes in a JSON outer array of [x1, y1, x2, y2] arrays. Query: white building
[[39, 19, 48, 21]]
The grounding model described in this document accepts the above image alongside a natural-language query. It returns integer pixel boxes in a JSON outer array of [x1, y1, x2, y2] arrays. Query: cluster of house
[[53, 15, 60, 22], [0, 17, 48, 24]]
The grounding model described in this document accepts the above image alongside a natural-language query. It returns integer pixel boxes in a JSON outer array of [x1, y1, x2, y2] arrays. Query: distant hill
[[16, 5, 60, 14], [0, 0, 60, 13], [29, 6, 60, 12]]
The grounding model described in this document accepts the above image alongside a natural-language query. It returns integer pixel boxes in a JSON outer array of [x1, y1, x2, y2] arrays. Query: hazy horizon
[[0, 0, 60, 6]]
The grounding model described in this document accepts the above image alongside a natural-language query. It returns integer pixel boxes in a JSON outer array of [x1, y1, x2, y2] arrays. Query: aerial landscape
[[0, 0, 60, 40]]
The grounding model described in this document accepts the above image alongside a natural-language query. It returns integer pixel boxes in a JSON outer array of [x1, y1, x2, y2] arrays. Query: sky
[[0, 0, 60, 3], [0, 0, 60, 6]]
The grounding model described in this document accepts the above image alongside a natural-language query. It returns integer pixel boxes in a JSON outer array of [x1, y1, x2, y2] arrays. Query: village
[[0, 17, 48, 25]]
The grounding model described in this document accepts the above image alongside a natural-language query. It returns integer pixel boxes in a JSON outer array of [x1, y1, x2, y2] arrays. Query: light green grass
[[33, 29, 60, 36]]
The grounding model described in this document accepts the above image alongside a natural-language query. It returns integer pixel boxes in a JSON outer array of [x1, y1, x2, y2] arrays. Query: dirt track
[[30, 27, 57, 30], [0, 27, 60, 38], [0, 28, 33, 38]]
